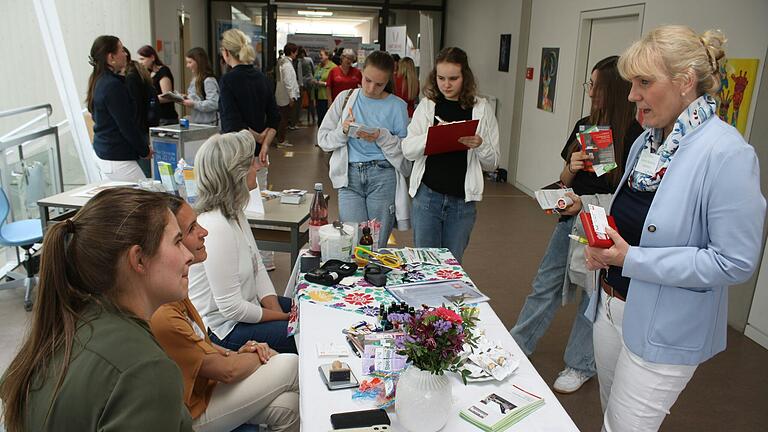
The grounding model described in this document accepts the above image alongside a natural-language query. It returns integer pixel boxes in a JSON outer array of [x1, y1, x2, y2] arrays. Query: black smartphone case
[[330, 408, 390, 429]]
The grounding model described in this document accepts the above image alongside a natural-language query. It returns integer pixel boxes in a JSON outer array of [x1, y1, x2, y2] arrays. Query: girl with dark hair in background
[[318, 51, 412, 248], [183, 47, 220, 126], [402, 47, 499, 262], [509, 56, 643, 395], [0, 188, 194, 431], [86, 35, 150, 182], [138, 44, 179, 125]]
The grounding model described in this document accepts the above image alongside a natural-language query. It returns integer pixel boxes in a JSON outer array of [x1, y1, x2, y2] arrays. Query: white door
[[569, 5, 644, 128], [581, 15, 642, 117]]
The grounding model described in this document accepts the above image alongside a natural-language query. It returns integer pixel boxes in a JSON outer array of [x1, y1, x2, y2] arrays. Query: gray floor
[[2, 124, 767, 430]]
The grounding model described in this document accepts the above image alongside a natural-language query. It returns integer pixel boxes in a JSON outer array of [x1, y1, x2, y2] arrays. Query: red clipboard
[[424, 119, 480, 155]]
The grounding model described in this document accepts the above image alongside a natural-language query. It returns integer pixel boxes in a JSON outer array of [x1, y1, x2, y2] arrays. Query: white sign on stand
[[386, 26, 407, 58]]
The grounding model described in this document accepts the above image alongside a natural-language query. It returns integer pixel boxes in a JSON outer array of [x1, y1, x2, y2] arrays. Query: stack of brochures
[[459, 386, 545, 431]]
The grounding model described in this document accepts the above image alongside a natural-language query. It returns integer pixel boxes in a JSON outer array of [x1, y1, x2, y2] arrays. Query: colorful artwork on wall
[[716, 58, 759, 136], [537, 48, 559, 112]]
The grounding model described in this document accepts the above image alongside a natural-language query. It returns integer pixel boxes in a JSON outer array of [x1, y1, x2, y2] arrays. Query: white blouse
[[188, 209, 276, 340]]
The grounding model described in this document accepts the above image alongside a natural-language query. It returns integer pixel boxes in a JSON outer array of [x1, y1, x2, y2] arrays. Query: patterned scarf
[[629, 94, 717, 192]]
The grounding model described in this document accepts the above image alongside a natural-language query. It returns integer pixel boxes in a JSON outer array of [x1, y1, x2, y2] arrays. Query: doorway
[[569, 5, 644, 126]]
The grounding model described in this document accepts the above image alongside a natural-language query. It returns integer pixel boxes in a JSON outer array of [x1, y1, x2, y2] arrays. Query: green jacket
[[314, 61, 338, 101], [25, 305, 192, 431]]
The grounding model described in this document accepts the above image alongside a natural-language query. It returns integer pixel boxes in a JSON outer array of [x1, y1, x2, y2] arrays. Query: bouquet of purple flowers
[[388, 304, 479, 384]]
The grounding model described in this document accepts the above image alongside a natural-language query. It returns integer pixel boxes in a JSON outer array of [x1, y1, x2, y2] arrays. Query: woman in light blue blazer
[[577, 25, 765, 431]]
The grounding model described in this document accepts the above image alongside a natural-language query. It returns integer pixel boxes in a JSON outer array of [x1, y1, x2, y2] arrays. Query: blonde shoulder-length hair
[[618, 25, 726, 97], [195, 130, 255, 220]]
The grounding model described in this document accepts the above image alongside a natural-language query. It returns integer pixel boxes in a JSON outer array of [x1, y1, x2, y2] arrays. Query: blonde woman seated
[[151, 195, 299, 432], [188, 130, 297, 354]]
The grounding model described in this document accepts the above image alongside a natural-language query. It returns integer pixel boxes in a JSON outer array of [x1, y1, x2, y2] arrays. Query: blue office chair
[[0, 188, 43, 311]]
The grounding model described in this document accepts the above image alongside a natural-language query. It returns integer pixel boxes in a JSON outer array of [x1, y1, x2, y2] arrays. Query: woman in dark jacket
[[86, 35, 150, 181]]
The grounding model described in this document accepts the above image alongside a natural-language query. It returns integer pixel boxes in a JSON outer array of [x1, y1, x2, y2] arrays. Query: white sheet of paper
[[588, 204, 609, 235], [635, 148, 661, 176], [245, 187, 265, 215]]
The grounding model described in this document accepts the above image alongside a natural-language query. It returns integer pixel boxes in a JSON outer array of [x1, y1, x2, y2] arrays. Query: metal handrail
[[0, 112, 49, 142], [0, 104, 52, 120]]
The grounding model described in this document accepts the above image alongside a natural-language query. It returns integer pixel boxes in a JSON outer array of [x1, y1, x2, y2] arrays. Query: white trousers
[[593, 294, 697, 432], [193, 353, 300, 432], [97, 158, 146, 182]]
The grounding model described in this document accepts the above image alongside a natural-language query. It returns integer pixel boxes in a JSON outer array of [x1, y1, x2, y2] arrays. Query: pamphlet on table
[[459, 385, 545, 431]]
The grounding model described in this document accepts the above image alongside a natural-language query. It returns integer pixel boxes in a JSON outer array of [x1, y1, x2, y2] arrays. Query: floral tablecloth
[[287, 248, 475, 336]]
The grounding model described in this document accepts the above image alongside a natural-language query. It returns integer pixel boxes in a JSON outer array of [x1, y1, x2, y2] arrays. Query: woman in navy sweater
[[86, 35, 151, 182]]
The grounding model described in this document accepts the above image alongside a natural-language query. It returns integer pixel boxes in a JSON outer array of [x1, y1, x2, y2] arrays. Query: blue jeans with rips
[[209, 296, 297, 354], [338, 160, 397, 249], [411, 183, 477, 263], [509, 217, 595, 375]]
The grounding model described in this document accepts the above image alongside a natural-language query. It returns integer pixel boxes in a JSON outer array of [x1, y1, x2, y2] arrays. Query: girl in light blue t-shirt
[[317, 51, 412, 248]]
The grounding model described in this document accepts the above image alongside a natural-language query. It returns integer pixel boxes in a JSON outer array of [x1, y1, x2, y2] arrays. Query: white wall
[[444, 0, 525, 172], [152, 0, 208, 93], [0, 0, 151, 131], [515, 0, 768, 194]]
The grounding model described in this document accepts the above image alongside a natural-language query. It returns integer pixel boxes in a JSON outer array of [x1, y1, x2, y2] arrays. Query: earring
[[682, 92, 686, 97]]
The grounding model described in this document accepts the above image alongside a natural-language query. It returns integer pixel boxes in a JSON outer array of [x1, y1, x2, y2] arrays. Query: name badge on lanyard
[[634, 147, 661, 176]]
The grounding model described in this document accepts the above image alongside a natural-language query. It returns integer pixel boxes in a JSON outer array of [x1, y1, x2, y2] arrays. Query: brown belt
[[601, 277, 626, 302]]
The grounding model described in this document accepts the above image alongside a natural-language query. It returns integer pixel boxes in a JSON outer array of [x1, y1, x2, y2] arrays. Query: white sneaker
[[553, 367, 592, 394]]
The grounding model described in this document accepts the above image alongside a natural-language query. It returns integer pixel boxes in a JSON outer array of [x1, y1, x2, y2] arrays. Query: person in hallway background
[[138, 44, 179, 125], [86, 35, 150, 182], [189, 131, 297, 354], [296, 47, 316, 126], [402, 47, 499, 262], [318, 51, 412, 248], [331, 47, 342, 67], [151, 195, 300, 432], [0, 188, 194, 431], [312, 48, 337, 126], [582, 26, 765, 431], [275, 43, 300, 148], [183, 47, 219, 126], [395, 56, 419, 117], [327, 48, 362, 102], [510, 55, 643, 395], [218, 28, 279, 271], [121, 46, 156, 178]]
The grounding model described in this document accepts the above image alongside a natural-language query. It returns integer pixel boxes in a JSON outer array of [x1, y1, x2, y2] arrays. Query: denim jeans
[[411, 183, 476, 263], [338, 160, 396, 249], [509, 217, 595, 375], [209, 296, 297, 354]]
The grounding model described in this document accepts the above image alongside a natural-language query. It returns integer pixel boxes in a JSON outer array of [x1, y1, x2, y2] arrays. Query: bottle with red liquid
[[309, 182, 328, 255]]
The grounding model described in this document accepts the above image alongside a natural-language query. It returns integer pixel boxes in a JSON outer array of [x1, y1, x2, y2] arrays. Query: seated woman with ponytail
[[0, 188, 194, 431]]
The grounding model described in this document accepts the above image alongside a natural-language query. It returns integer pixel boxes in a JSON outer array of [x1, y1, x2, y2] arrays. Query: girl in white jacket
[[402, 47, 499, 262]]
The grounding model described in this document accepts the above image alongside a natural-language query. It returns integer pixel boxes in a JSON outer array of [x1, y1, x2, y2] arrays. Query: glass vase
[[395, 365, 452, 432]]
